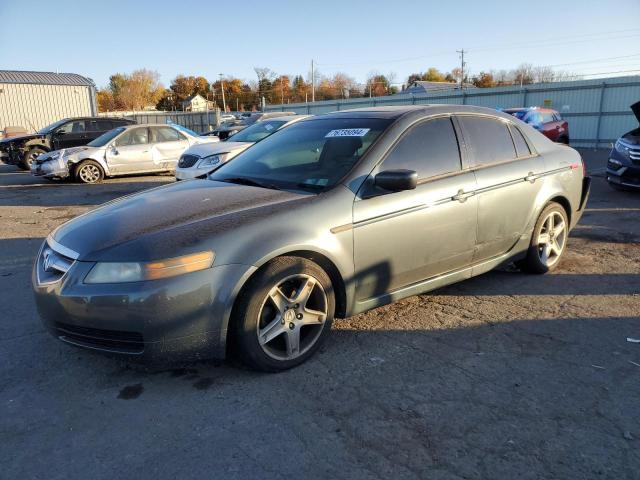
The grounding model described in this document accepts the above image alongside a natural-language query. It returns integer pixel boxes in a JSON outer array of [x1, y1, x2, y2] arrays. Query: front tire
[[21, 147, 46, 170], [521, 202, 569, 274], [74, 160, 104, 184], [231, 256, 335, 372]]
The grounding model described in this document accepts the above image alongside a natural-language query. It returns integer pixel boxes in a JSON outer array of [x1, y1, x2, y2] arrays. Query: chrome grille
[[178, 154, 199, 168], [629, 145, 640, 164], [36, 241, 75, 285]]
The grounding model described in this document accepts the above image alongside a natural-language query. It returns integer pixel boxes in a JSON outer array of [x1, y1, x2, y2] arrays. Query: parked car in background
[[0, 126, 29, 160], [0, 117, 135, 170], [33, 105, 590, 371], [31, 123, 217, 184], [205, 120, 248, 140], [607, 101, 640, 190], [504, 107, 569, 144], [209, 112, 298, 140], [176, 115, 310, 180]]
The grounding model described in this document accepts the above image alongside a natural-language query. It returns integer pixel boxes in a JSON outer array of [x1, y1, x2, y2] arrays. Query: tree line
[[96, 64, 575, 112]]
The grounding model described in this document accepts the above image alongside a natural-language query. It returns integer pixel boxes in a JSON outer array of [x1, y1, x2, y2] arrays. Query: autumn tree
[[102, 69, 163, 111], [472, 71, 496, 88]]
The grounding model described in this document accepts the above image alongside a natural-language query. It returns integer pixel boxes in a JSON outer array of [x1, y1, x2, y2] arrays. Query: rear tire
[[521, 202, 569, 274], [21, 147, 46, 170], [74, 160, 104, 184], [231, 256, 335, 372]]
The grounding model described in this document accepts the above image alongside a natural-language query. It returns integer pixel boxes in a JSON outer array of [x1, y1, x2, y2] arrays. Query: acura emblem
[[42, 250, 53, 272]]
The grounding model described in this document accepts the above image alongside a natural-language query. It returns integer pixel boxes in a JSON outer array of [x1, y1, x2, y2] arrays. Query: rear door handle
[[525, 172, 537, 183], [452, 189, 474, 203]]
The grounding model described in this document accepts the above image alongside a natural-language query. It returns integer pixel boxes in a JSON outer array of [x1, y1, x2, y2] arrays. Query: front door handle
[[525, 172, 537, 183], [452, 189, 474, 203]]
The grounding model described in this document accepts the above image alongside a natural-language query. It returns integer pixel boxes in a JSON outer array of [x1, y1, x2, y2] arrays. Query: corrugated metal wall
[[0, 83, 95, 132], [265, 76, 640, 148]]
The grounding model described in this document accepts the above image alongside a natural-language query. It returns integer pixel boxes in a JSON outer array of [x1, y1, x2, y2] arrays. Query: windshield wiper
[[218, 177, 281, 191]]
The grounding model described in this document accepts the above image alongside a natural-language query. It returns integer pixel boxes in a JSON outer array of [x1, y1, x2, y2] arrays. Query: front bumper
[[32, 246, 253, 364], [31, 159, 70, 178], [175, 165, 214, 180], [607, 160, 640, 189]]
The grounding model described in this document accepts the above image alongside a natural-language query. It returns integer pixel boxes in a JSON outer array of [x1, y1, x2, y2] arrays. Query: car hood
[[184, 141, 252, 158], [632, 101, 640, 124], [0, 133, 43, 144], [52, 180, 308, 261]]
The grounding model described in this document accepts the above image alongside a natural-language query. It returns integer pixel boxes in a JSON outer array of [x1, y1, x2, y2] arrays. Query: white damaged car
[[31, 124, 217, 184], [175, 115, 310, 180]]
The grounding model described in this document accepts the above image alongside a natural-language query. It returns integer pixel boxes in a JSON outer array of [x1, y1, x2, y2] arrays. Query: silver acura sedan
[[31, 123, 217, 183], [32, 106, 590, 371]]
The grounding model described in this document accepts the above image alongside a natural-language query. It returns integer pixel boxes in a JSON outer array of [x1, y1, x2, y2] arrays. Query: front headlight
[[198, 154, 225, 168], [85, 251, 215, 284], [615, 140, 630, 156]]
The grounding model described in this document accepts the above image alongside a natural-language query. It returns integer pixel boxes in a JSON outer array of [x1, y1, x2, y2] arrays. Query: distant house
[[400, 80, 475, 95], [181, 94, 215, 112]]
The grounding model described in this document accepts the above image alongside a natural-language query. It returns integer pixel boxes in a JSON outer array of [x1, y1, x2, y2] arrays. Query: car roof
[[308, 105, 515, 121], [503, 107, 558, 114]]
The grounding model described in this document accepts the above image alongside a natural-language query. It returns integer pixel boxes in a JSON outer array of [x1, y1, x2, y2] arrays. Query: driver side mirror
[[374, 169, 418, 192], [55, 130, 66, 136], [109, 145, 119, 155]]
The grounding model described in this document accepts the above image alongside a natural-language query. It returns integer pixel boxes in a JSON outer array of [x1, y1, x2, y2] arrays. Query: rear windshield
[[210, 117, 392, 193]]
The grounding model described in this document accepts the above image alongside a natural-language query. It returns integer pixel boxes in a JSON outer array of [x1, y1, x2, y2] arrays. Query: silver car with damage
[[31, 123, 216, 183], [32, 106, 590, 371]]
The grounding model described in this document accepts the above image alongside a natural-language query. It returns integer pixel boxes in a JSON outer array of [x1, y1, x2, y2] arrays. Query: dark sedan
[[33, 106, 590, 371]]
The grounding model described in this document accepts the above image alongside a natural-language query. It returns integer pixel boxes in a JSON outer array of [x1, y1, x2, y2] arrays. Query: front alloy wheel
[[75, 160, 104, 184], [232, 256, 335, 371], [258, 274, 328, 361]]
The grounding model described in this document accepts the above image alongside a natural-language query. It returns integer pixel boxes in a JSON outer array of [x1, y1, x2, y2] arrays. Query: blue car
[[607, 102, 640, 190]]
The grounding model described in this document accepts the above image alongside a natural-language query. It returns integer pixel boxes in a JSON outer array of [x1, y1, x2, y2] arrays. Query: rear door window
[[458, 116, 516, 167], [381, 117, 461, 180], [150, 126, 185, 142]]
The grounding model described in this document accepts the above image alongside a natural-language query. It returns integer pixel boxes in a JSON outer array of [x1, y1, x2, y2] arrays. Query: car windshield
[[38, 119, 69, 134], [225, 120, 287, 143], [209, 117, 392, 193], [170, 124, 199, 137], [87, 127, 126, 147]]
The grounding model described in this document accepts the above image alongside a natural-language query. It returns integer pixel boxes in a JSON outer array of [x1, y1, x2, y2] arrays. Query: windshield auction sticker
[[325, 128, 370, 138]]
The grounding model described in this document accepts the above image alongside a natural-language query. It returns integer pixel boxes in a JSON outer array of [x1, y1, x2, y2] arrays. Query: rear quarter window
[[510, 125, 532, 157]]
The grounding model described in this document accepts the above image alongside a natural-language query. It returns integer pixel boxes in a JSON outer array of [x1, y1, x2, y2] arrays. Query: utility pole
[[219, 73, 226, 112], [281, 77, 284, 105], [456, 49, 466, 89], [311, 59, 315, 103]]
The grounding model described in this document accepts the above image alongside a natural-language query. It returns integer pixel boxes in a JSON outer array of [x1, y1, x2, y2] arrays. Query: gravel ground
[[1, 149, 638, 480]]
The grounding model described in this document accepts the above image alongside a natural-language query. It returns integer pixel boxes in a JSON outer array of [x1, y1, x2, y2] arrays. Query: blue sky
[[1, 0, 639, 88]]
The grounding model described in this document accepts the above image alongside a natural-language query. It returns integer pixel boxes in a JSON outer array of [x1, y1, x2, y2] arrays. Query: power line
[[315, 28, 640, 67]]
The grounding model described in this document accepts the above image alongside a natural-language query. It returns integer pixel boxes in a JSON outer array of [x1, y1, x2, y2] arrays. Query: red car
[[504, 107, 570, 144]]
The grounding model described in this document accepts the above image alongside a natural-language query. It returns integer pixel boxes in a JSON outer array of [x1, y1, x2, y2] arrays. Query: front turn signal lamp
[[85, 251, 215, 284]]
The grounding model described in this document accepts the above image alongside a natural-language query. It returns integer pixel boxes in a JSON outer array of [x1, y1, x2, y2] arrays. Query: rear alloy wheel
[[232, 257, 334, 372], [75, 160, 104, 184], [21, 147, 46, 170], [521, 202, 568, 274]]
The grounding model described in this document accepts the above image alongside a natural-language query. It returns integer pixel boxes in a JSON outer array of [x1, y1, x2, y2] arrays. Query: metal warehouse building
[[0, 70, 97, 134]]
